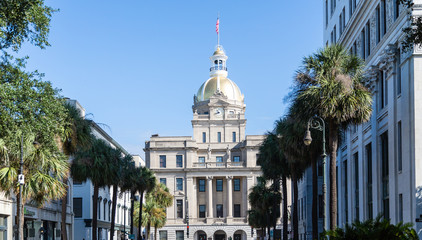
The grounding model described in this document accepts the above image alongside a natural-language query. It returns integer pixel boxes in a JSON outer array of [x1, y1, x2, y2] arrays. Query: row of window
[[175, 201, 242, 219], [339, 126, 403, 224], [159, 155, 242, 168], [202, 131, 237, 143], [159, 178, 242, 192], [159, 230, 184, 240], [73, 198, 129, 224]]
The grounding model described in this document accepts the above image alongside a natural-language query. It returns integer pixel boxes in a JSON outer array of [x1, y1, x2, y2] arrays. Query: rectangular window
[[361, 30, 366, 59], [349, 0, 356, 17], [234, 204, 241, 217], [334, 25, 337, 43], [217, 132, 222, 143], [198, 156, 205, 167], [354, 152, 359, 221], [394, 0, 400, 20], [160, 155, 166, 168], [177, 200, 183, 218], [216, 179, 223, 192], [233, 156, 240, 162], [232, 132, 236, 142], [176, 155, 183, 168], [202, 132, 206, 143], [160, 178, 167, 186], [325, 0, 329, 26], [366, 143, 373, 219], [216, 156, 224, 167], [319, 194, 324, 218], [159, 231, 168, 240], [344, 159, 348, 223], [381, 131, 389, 219], [176, 230, 184, 240], [216, 204, 223, 217], [234, 178, 241, 191], [73, 198, 82, 218], [176, 178, 183, 191], [398, 121, 402, 171], [376, 5, 381, 43], [366, 21, 371, 57], [399, 194, 403, 222], [199, 179, 206, 192], [339, 14, 343, 35], [381, 0, 387, 36], [199, 205, 206, 218]]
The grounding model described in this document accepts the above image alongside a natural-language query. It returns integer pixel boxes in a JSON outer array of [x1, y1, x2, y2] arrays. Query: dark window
[[159, 231, 168, 240], [160, 155, 166, 168], [232, 132, 236, 142], [394, 0, 400, 20], [325, 0, 328, 26], [354, 152, 359, 221], [216, 204, 223, 217], [366, 143, 373, 219], [234, 204, 241, 217], [233, 156, 240, 162], [160, 178, 167, 186], [366, 21, 371, 57], [177, 200, 183, 218], [376, 5, 381, 43], [217, 132, 221, 143], [199, 205, 206, 218], [398, 121, 402, 171], [361, 30, 366, 59], [202, 132, 206, 143], [216, 179, 223, 192], [381, 131, 389, 219], [176, 155, 183, 168], [399, 194, 403, 222], [234, 178, 241, 191], [199, 179, 206, 192], [319, 194, 324, 218], [380, 70, 387, 109], [334, 25, 337, 43], [73, 198, 82, 218], [381, 0, 387, 36], [176, 231, 184, 240], [176, 178, 183, 191]]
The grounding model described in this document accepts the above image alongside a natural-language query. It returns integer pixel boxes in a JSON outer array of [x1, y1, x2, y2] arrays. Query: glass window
[[176, 155, 183, 168], [234, 204, 241, 217], [160, 178, 167, 186], [176, 231, 184, 240], [399, 194, 403, 222], [216, 179, 223, 192], [217, 132, 221, 143], [159, 231, 168, 240], [199, 179, 206, 192], [202, 132, 206, 143], [234, 178, 240, 191], [398, 121, 402, 171], [198, 156, 205, 167], [160, 155, 166, 168], [232, 132, 236, 142], [0, 216, 6, 240], [176, 178, 183, 191], [177, 200, 183, 218], [199, 205, 206, 218], [73, 198, 82, 218], [233, 156, 240, 162], [216, 156, 224, 167], [216, 204, 223, 217]]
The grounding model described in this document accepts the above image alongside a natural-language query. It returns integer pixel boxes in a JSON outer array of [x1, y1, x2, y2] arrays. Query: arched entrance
[[233, 230, 247, 240], [194, 230, 207, 240], [214, 230, 227, 240]]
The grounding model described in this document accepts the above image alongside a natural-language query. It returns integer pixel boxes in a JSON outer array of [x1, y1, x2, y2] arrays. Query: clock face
[[215, 107, 224, 117]]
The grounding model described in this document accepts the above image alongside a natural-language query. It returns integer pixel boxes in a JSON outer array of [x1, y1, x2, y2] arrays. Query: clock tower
[[192, 45, 246, 144]]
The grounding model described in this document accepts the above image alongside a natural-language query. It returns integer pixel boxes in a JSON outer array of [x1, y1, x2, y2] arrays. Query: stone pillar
[[207, 176, 214, 219], [187, 177, 197, 219], [227, 176, 233, 218]]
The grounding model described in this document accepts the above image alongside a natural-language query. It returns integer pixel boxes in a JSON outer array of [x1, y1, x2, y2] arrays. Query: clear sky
[[21, 0, 323, 158]]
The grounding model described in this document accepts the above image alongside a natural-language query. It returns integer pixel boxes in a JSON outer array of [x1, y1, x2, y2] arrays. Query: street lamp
[[16, 135, 39, 240], [303, 116, 327, 232]]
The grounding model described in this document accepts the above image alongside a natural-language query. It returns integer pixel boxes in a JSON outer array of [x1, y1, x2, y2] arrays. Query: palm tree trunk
[[311, 158, 318, 240], [138, 191, 144, 240], [146, 223, 151, 240], [328, 121, 338, 230], [272, 179, 279, 239], [110, 184, 118, 240], [130, 191, 135, 235], [17, 190, 24, 240], [154, 225, 157, 240], [93, 184, 99, 240], [282, 174, 288, 240], [292, 172, 299, 240], [61, 179, 68, 240]]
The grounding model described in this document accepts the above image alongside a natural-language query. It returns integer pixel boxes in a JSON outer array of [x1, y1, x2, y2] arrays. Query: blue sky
[[21, 1, 323, 158]]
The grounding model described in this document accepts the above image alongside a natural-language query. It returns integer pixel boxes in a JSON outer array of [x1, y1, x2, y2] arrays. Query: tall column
[[226, 176, 233, 218], [187, 177, 197, 219], [207, 176, 214, 219]]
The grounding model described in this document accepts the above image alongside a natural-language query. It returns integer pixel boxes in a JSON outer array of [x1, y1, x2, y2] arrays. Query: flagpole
[[217, 13, 220, 47]]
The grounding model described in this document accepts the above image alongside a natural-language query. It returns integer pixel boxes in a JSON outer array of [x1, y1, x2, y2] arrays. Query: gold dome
[[196, 76, 243, 102], [213, 47, 225, 56]]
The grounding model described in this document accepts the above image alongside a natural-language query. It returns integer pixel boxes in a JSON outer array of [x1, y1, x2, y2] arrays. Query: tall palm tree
[[294, 44, 372, 229], [71, 138, 117, 240], [120, 162, 139, 235], [59, 103, 93, 240], [134, 167, 156, 240], [147, 183, 173, 240]]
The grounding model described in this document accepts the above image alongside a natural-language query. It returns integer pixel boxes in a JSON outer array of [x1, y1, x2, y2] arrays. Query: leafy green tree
[[0, 0, 56, 52], [294, 44, 372, 230], [71, 138, 117, 240], [0, 55, 69, 240], [322, 215, 418, 240]]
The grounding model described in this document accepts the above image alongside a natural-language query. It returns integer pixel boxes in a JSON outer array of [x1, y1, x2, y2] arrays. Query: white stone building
[[323, 0, 422, 237], [144, 46, 265, 240]]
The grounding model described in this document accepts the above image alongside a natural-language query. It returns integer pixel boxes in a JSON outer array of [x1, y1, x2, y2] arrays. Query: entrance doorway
[[214, 234, 225, 240], [198, 233, 207, 240]]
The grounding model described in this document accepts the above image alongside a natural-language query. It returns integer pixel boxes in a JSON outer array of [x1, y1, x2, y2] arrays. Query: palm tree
[[120, 162, 139, 235], [294, 44, 372, 229], [71, 138, 117, 240], [134, 167, 156, 240], [147, 183, 173, 240], [59, 103, 93, 240]]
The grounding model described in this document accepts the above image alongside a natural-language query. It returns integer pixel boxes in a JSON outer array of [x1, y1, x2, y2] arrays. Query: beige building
[[144, 46, 264, 240]]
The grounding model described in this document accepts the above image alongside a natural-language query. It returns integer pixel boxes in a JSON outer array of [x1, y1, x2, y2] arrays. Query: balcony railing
[[192, 161, 245, 168], [210, 66, 227, 71]]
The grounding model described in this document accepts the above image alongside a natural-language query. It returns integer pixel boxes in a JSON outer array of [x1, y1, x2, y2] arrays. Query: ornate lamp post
[[303, 116, 327, 232]]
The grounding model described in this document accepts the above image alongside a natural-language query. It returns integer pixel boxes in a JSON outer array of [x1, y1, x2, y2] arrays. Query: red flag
[[216, 18, 219, 34]]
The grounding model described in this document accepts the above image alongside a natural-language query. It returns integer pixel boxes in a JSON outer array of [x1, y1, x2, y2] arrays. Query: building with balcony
[[144, 46, 264, 240], [322, 0, 422, 238]]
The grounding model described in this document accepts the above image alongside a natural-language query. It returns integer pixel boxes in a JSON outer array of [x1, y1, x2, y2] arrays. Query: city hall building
[[319, 0, 422, 238], [144, 46, 264, 240]]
